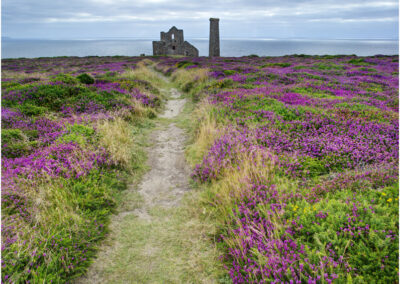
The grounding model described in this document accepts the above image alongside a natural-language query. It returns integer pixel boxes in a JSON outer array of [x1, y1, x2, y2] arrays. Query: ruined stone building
[[152, 26, 199, 56]]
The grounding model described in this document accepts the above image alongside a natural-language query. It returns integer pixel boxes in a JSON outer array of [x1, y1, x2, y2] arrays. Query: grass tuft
[[97, 117, 135, 169]]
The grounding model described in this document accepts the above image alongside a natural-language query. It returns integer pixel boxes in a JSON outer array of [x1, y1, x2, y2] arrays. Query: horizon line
[[3, 36, 399, 41]]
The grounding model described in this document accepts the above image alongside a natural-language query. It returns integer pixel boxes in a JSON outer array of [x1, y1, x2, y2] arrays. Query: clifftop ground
[[2, 55, 399, 283]]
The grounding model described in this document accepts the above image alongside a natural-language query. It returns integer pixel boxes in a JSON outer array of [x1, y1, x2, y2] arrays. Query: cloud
[[2, 0, 398, 39], [309, 17, 398, 23]]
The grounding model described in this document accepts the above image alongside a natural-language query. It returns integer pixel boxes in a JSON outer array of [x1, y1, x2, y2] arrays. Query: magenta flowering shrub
[[2, 55, 398, 282], [2, 107, 29, 129], [2, 56, 143, 75], [2, 142, 110, 181], [192, 128, 263, 182], [165, 55, 399, 282], [1, 56, 161, 282]]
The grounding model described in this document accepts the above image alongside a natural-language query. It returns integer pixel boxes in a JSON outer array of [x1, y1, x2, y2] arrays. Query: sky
[[2, 0, 399, 40]]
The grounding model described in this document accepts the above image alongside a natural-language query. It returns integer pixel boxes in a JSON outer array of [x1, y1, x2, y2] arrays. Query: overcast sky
[[2, 0, 399, 40]]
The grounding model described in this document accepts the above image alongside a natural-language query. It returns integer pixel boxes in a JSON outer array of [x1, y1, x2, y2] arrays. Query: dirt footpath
[[76, 82, 219, 283]]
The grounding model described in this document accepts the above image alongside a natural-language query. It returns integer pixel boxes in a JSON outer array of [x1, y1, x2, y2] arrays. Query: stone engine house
[[152, 26, 199, 57]]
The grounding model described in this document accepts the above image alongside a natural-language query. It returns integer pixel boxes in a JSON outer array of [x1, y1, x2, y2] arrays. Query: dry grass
[[186, 101, 225, 166], [171, 68, 209, 91], [31, 179, 82, 226], [121, 60, 168, 90], [184, 98, 284, 267], [199, 149, 284, 281], [203, 149, 276, 224], [97, 117, 135, 169], [112, 100, 156, 122], [2, 70, 51, 80]]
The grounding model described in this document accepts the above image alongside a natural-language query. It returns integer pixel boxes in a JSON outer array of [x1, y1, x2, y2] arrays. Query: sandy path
[[76, 81, 218, 283], [133, 89, 190, 220]]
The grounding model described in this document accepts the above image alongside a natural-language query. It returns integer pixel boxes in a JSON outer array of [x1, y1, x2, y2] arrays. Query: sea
[[1, 38, 398, 59]]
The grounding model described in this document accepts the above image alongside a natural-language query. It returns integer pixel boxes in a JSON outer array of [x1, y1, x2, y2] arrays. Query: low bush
[[261, 62, 291, 68], [2, 128, 39, 157], [52, 73, 79, 85], [17, 104, 48, 116], [348, 58, 376, 66], [176, 61, 199, 69], [223, 70, 237, 76], [57, 124, 96, 146], [77, 73, 95, 84]]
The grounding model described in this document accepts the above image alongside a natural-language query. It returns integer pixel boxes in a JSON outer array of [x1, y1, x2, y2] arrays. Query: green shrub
[[27, 85, 89, 110], [293, 87, 340, 100], [58, 124, 96, 145], [348, 58, 365, 64], [69, 124, 95, 136], [2, 129, 25, 144], [240, 84, 256, 89], [2, 81, 21, 89], [260, 98, 303, 121], [2, 129, 39, 158], [336, 102, 379, 112], [17, 104, 48, 116], [223, 70, 237, 76], [284, 182, 399, 282], [77, 73, 95, 84], [5, 83, 128, 112], [312, 63, 344, 70], [1, 128, 38, 142], [58, 133, 87, 145], [359, 67, 377, 72], [299, 155, 329, 176], [261, 63, 291, 68], [348, 58, 376, 66], [228, 96, 303, 122], [220, 79, 234, 89], [2, 141, 38, 158], [51, 73, 79, 85], [293, 65, 310, 70], [244, 77, 257, 83], [176, 61, 199, 69], [24, 129, 39, 139]]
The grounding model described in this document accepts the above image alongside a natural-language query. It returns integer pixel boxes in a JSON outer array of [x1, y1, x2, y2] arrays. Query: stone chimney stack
[[209, 18, 220, 57]]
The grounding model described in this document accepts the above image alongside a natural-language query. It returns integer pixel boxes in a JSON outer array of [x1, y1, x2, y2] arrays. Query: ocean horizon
[[2, 38, 398, 59]]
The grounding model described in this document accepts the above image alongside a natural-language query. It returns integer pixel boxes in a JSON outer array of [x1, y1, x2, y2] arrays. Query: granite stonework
[[209, 18, 220, 57], [152, 26, 199, 56]]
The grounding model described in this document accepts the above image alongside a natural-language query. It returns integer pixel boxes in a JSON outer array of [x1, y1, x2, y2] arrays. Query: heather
[[1, 57, 164, 282], [2, 54, 398, 283], [159, 55, 399, 282]]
